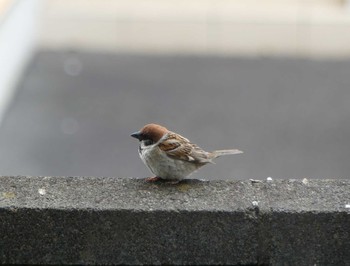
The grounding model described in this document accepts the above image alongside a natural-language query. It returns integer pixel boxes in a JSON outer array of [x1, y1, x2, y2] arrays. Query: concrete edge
[[0, 176, 349, 265]]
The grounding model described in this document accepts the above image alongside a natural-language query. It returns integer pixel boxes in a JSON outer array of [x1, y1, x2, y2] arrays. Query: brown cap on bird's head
[[131, 124, 169, 143]]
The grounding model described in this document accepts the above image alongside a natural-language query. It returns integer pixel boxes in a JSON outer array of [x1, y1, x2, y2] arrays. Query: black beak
[[131, 131, 142, 140]]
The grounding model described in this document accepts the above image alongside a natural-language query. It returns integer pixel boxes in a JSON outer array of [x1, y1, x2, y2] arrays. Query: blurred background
[[0, 0, 350, 180]]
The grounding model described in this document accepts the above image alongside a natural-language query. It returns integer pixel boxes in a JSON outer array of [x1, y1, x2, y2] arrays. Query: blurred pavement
[[0, 50, 349, 180]]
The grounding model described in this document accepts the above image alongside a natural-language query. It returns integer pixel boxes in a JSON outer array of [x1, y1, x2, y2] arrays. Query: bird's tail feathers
[[211, 149, 243, 158]]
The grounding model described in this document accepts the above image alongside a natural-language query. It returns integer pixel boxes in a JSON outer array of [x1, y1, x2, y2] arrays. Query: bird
[[131, 123, 243, 182]]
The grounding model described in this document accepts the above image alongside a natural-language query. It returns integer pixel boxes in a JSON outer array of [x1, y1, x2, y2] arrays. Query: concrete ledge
[[0, 176, 349, 265]]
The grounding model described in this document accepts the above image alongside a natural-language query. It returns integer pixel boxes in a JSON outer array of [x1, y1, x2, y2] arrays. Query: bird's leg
[[145, 176, 162, 182]]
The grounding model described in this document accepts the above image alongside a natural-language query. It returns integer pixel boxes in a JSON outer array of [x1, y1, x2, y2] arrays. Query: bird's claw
[[145, 176, 162, 182]]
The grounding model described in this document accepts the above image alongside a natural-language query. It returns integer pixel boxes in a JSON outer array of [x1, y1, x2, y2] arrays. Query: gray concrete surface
[[0, 51, 350, 181], [0, 176, 349, 265]]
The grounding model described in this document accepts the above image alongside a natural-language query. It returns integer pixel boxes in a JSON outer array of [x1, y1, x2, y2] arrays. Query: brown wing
[[158, 132, 211, 164]]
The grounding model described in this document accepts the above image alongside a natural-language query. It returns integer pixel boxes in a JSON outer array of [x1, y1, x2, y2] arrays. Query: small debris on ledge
[[249, 179, 263, 183], [302, 178, 309, 185], [252, 200, 259, 207], [38, 188, 46, 195]]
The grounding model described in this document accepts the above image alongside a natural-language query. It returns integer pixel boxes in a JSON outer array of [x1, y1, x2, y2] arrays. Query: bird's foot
[[145, 176, 162, 182]]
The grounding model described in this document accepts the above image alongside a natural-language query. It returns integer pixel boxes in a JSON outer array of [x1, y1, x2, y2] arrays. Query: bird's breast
[[139, 145, 201, 180]]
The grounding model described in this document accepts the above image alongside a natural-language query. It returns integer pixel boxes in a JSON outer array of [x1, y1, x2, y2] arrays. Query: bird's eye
[[144, 139, 154, 146]]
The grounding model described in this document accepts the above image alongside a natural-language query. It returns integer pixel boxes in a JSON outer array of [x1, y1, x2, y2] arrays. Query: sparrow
[[131, 123, 243, 182]]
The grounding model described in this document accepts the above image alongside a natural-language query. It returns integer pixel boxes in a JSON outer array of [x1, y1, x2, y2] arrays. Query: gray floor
[[0, 50, 349, 180]]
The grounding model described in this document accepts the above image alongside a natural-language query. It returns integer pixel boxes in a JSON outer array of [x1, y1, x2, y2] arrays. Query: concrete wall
[[1, 176, 349, 265]]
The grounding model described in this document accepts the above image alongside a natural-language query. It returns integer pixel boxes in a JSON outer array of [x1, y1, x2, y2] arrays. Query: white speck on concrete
[[252, 201, 259, 207], [345, 204, 350, 209], [267, 177, 273, 182], [38, 188, 46, 195], [302, 178, 309, 185]]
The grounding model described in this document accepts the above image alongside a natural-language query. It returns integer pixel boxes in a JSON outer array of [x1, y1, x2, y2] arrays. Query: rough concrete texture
[[0, 176, 349, 265]]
